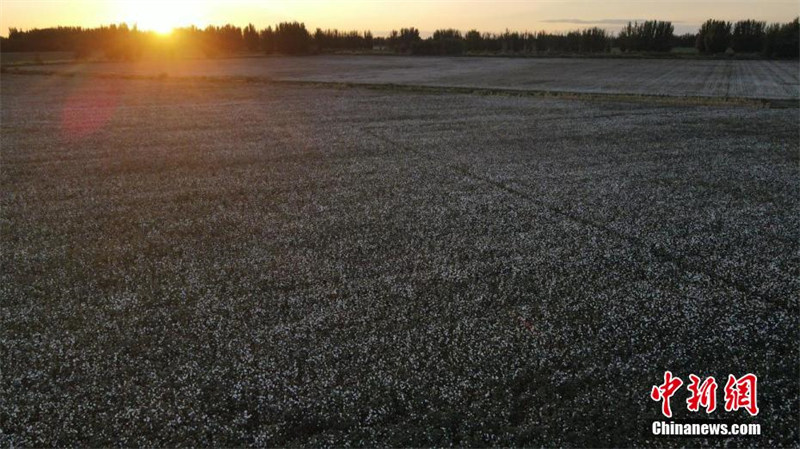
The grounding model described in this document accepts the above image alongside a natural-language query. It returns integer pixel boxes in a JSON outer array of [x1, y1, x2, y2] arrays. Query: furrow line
[[363, 128, 794, 312]]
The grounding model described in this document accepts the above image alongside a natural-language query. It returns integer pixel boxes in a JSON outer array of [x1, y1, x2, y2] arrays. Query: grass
[[1, 71, 798, 447]]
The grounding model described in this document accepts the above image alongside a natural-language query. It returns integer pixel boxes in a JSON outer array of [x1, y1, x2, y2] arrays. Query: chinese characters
[[651, 372, 758, 417]]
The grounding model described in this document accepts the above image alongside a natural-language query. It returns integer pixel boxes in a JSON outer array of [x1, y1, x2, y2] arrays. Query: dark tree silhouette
[[579, 28, 609, 52], [464, 29, 482, 52], [618, 21, 674, 52], [273, 22, 311, 54], [697, 19, 732, 53], [387, 27, 420, 53], [1, 24, 154, 60], [670, 33, 697, 48], [530, 30, 607, 53], [763, 17, 799, 58], [417, 29, 465, 55], [243, 23, 260, 52], [731, 20, 766, 53], [1, 17, 796, 59], [260, 26, 276, 53], [313, 29, 373, 52]]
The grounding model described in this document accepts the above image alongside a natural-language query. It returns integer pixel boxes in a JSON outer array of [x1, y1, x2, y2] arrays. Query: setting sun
[[117, 0, 209, 34]]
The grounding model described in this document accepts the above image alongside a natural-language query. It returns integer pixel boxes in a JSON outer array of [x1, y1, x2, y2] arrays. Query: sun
[[117, 0, 207, 34]]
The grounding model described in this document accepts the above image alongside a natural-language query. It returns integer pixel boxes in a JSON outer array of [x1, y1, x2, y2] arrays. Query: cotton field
[[1, 66, 797, 447], [9, 56, 800, 100]]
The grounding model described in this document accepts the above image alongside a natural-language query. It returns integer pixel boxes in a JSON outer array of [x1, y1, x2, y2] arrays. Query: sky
[[1, 0, 798, 37]]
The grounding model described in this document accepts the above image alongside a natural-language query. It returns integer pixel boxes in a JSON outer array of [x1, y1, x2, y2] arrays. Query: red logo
[[724, 374, 759, 416], [651, 372, 758, 417], [686, 375, 718, 413], [651, 371, 683, 418]]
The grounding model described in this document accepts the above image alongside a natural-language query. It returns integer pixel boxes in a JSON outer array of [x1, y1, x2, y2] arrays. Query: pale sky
[[1, 1, 798, 37]]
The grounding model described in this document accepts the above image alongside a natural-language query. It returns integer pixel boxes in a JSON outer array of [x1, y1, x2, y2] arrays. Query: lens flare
[[61, 82, 120, 139]]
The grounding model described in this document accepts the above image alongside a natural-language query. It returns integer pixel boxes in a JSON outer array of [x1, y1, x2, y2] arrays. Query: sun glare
[[117, 0, 207, 34]]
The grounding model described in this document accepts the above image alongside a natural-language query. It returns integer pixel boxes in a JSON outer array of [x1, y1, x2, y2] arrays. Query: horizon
[[1, 0, 798, 39]]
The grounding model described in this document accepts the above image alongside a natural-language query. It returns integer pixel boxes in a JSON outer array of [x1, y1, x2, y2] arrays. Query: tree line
[[697, 18, 799, 57], [1, 18, 797, 59]]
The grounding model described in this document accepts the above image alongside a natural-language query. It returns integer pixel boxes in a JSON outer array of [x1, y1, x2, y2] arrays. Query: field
[[1, 57, 799, 446], [0, 51, 75, 66], [9, 55, 800, 100]]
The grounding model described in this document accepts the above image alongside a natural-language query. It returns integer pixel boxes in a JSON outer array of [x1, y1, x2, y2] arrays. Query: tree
[[697, 19, 732, 53], [670, 33, 697, 48], [424, 29, 465, 55], [731, 20, 766, 53], [389, 27, 420, 53], [465, 29, 482, 52], [1, 17, 795, 60], [243, 23, 260, 52], [763, 18, 799, 58], [313, 28, 373, 51], [580, 28, 609, 53], [273, 22, 311, 54], [364, 31, 374, 49], [260, 26, 275, 53], [618, 21, 674, 52]]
